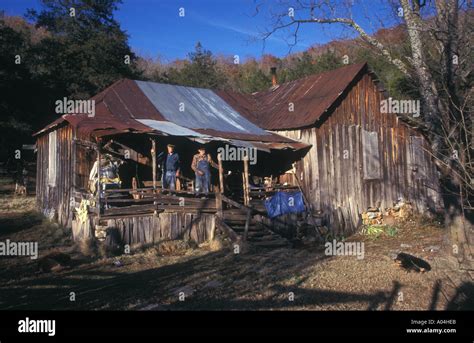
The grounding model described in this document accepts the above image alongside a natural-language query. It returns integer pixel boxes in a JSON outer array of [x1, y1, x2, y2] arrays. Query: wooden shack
[[35, 63, 443, 247], [223, 63, 443, 235], [34, 79, 308, 248]]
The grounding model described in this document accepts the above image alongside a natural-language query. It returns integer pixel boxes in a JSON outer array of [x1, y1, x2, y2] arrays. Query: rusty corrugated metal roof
[[221, 63, 368, 130], [33, 79, 160, 137], [33, 79, 297, 146], [34, 63, 368, 149]]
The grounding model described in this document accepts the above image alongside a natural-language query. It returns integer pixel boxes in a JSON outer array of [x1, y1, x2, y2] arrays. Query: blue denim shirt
[[164, 152, 180, 173]]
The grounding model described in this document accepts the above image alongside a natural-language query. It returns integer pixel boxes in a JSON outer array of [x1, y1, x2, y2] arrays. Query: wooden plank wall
[[71, 212, 215, 246], [276, 72, 442, 236], [36, 125, 74, 227], [74, 141, 96, 191], [38, 126, 216, 247]]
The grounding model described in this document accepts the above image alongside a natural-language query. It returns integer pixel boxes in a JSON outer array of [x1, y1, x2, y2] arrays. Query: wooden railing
[[99, 188, 218, 219]]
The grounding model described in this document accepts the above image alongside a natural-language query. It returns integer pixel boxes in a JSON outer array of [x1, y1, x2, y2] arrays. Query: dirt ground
[[0, 178, 472, 311]]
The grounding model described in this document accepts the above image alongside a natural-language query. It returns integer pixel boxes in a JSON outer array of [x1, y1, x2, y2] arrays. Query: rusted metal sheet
[[35, 63, 368, 140], [262, 141, 310, 150], [34, 78, 303, 148], [214, 88, 260, 124], [224, 63, 368, 131], [191, 128, 294, 143]]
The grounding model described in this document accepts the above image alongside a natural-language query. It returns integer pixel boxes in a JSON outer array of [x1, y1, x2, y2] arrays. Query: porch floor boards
[[97, 192, 288, 247]]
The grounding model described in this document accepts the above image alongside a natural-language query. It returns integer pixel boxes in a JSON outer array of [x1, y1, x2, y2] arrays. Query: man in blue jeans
[[161, 144, 180, 191], [191, 147, 218, 195]]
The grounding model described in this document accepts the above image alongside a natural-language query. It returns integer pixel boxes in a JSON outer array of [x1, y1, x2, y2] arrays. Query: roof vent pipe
[[270, 67, 278, 87]]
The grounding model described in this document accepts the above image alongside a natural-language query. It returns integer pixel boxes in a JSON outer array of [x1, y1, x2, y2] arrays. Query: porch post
[[218, 152, 224, 193], [243, 155, 249, 206], [243, 208, 251, 241], [96, 139, 101, 219], [151, 138, 157, 190], [215, 152, 224, 234]]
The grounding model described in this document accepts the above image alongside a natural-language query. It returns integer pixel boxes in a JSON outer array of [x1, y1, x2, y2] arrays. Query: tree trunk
[[440, 177, 474, 270], [400, 0, 442, 143], [400, 0, 472, 268]]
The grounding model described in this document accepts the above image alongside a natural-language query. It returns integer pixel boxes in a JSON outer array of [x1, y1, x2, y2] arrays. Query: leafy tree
[[0, 15, 49, 159], [237, 59, 271, 93], [0, 0, 139, 159], [285, 50, 343, 81], [172, 42, 225, 89], [27, 0, 140, 99]]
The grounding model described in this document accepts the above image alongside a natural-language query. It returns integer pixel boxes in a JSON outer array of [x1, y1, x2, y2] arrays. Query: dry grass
[[0, 176, 472, 311]]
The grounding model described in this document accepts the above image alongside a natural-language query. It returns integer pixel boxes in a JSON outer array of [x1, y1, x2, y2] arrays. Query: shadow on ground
[[1, 247, 471, 311], [0, 211, 43, 236]]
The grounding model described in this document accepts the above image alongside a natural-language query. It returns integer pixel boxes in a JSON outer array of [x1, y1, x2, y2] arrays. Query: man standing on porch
[[161, 144, 180, 191], [191, 147, 218, 195]]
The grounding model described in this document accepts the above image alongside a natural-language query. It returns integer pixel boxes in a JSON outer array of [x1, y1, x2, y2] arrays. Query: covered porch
[[71, 129, 311, 249]]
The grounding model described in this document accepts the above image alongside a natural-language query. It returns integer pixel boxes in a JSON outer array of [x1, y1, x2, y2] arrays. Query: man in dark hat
[[191, 146, 218, 195], [161, 144, 180, 191]]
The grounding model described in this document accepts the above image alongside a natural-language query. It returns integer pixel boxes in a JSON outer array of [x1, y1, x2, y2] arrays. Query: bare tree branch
[[289, 17, 410, 75]]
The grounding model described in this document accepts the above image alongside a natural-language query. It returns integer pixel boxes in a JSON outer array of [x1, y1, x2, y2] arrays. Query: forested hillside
[[0, 1, 411, 160]]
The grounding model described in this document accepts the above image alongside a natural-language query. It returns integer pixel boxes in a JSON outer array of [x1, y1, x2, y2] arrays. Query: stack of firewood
[[362, 199, 413, 225], [386, 199, 413, 221], [361, 207, 383, 225], [94, 225, 107, 241]]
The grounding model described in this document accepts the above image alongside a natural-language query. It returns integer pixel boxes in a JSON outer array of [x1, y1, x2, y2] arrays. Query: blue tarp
[[264, 191, 306, 218]]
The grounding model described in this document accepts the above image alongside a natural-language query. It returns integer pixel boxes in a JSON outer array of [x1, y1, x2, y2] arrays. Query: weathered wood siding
[[276, 73, 442, 235], [74, 138, 96, 192], [72, 212, 215, 245], [106, 212, 215, 245], [36, 124, 75, 227], [37, 126, 216, 246]]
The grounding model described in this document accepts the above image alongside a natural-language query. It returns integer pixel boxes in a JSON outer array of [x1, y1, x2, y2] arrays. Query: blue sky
[[1, 0, 394, 62]]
